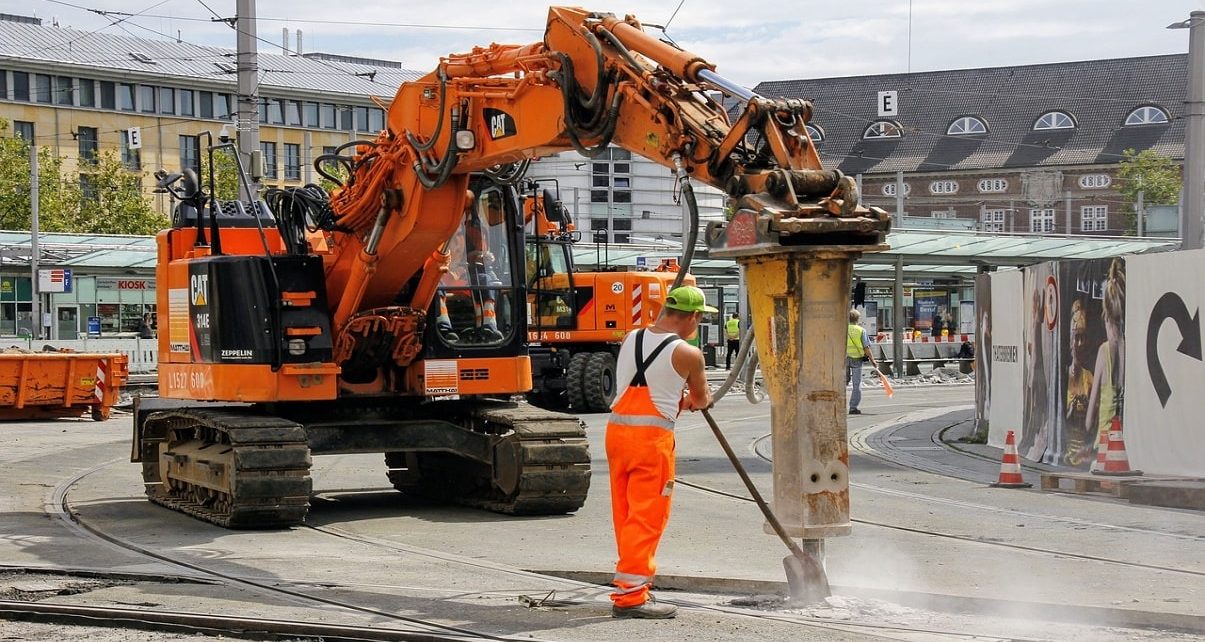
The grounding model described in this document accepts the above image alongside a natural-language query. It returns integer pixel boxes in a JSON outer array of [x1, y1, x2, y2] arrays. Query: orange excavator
[[522, 183, 695, 412], [132, 6, 886, 528]]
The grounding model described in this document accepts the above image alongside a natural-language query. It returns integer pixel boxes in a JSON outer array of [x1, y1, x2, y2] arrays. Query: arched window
[[863, 120, 902, 139], [1124, 105, 1169, 126], [1033, 111, 1076, 130], [805, 124, 824, 142], [947, 116, 988, 135]]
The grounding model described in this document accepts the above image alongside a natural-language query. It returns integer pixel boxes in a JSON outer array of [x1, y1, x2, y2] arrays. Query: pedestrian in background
[[724, 312, 740, 370], [137, 313, 155, 339], [606, 285, 714, 619], [847, 308, 878, 415]]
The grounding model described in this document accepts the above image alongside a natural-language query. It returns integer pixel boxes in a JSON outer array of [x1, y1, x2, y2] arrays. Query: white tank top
[[611, 329, 687, 422]]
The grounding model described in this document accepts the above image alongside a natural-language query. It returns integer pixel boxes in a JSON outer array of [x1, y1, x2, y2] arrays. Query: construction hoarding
[[976, 250, 1203, 476]]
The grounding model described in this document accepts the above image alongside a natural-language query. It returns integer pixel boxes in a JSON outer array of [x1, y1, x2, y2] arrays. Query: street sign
[[127, 127, 142, 150], [38, 268, 72, 293], [877, 90, 898, 117], [87, 316, 101, 338]]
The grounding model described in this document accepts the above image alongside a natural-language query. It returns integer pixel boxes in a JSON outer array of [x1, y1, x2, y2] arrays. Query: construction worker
[[607, 285, 714, 619], [847, 308, 878, 415], [724, 312, 740, 370]]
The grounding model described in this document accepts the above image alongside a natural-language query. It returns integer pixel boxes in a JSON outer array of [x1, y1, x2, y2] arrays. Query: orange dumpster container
[[0, 352, 129, 421]]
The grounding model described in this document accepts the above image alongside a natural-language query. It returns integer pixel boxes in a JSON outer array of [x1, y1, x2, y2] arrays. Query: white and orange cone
[[990, 430, 1032, 488], [1092, 417, 1143, 477]]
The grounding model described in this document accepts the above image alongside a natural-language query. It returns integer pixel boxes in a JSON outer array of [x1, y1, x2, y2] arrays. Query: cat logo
[[190, 273, 209, 306], [484, 108, 517, 140]]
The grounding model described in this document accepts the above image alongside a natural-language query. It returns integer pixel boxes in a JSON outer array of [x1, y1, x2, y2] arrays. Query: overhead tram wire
[[38, 1, 1188, 105], [37, 0, 412, 96], [70, 6, 544, 32], [10, 0, 175, 58]]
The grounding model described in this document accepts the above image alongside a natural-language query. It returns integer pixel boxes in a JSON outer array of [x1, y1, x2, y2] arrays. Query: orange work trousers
[[606, 420, 675, 607]]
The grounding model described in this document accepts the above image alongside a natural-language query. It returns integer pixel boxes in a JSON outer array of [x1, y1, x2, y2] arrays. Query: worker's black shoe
[[612, 598, 677, 619], [849, 408, 862, 415]]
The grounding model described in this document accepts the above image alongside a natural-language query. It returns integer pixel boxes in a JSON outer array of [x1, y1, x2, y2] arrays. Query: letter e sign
[[877, 91, 898, 117]]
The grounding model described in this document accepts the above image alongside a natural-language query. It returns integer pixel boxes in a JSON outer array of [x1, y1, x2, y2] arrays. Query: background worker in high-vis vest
[[607, 285, 714, 619], [724, 312, 741, 370], [847, 308, 878, 415]]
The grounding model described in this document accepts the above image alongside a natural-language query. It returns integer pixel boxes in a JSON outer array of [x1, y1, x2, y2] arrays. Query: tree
[[55, 150, 167, 235], [201, 144, 243, 201], [0, 118, 168, 234], [0, 119, 81, 230], [1115, 148, 1181, 233]]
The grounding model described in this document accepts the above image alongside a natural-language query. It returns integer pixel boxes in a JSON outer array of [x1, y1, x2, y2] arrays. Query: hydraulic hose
[[665, 153, 761, 405]]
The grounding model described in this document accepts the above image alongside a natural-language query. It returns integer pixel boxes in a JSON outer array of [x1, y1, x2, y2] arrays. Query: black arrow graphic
[[1147, 291, 1203, 407]]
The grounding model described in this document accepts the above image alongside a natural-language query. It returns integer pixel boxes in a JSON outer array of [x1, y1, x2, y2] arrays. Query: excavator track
[[140, 409, 312, 529], [387, 403, 590, 515]]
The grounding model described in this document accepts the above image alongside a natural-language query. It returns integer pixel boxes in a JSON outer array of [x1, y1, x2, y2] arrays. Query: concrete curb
[[534, 569, 1205, 634]]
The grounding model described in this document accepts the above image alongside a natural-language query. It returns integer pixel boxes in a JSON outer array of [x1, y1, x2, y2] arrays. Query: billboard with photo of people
[[974, 274, 992, 435], [979, 251, 1205, 476], [1019, 263, 1061, 464], [1057, 258, 1125, 470]]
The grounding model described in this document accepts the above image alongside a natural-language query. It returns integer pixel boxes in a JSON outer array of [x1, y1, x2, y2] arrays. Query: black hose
[[670, 178, 699, 290], [573, 27, 608, 113], [264, 185, 338, 255], [564, 90, 624, 158], [407, 70, 448, 153], [412, 107, 462, 189], [594, 26, 646, 74]]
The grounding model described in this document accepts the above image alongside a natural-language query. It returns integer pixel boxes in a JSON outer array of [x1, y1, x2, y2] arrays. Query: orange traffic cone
[[1092, 417, 1143, 477], [990, 430, 1032, 488]]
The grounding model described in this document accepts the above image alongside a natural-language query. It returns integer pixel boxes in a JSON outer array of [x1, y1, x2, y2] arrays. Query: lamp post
[[1170, 12, 1205, 250], [30, 144, 40, 340]]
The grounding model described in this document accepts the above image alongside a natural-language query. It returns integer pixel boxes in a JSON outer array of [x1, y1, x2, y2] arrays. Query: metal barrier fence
[[2, 338, 159, 374]]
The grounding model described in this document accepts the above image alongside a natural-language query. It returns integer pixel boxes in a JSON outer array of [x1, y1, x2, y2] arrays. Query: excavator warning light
[[455, 130, 476, 151]]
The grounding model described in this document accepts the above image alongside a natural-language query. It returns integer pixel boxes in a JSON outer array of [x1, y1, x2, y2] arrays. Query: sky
[[15, 0, 1205, 88]]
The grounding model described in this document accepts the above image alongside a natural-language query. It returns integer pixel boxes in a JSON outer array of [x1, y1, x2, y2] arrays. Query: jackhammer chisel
[[699, 407, 831, 604]]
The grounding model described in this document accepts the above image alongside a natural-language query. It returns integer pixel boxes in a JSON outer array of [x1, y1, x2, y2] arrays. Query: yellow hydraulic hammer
[[707, 167, 890, 588]]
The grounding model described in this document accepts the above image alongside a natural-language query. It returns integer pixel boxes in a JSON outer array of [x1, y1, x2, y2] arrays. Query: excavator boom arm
[[323, 6, 881, 333]]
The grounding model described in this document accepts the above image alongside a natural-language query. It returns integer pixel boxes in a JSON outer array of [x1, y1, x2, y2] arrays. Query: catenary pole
[[1180, 11, 1205, 249], [29, 144, 40, 340], [236, 0, 261, 201]]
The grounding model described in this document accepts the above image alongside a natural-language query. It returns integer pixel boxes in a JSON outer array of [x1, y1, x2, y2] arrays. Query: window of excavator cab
[[435, 188, 516, 347], [526, 240, 575, 331]]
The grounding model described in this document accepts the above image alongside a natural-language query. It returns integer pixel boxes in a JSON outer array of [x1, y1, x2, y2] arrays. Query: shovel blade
[[783, 553, 830, 604]]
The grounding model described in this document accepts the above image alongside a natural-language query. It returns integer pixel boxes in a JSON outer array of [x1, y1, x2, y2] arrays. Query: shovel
[[700, 408, 831, 604]]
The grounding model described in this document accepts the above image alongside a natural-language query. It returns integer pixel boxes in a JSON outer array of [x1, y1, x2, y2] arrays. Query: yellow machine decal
[[169, 288, 190, 353]]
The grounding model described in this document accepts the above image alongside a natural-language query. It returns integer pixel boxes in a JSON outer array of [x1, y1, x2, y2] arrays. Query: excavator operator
[[606, 285, 714, 619], [438, 191, 509, 344]]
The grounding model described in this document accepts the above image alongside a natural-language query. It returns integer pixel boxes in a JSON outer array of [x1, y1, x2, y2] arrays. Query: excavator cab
[[427, 180, 528, 355], [519, 183, 579, 334]]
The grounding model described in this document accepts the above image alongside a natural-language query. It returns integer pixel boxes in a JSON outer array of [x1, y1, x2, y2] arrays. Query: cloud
[[31, 0, 1197, 86]]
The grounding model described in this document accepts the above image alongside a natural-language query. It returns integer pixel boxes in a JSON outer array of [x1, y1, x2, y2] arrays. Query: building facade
[[528, 150, 725, 244], [0, 15, 419, 216], [756, 54, 1186, 237]]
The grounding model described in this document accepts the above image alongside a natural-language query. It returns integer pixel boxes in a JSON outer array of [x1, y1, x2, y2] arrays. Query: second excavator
[[133, 6, 888, 528]]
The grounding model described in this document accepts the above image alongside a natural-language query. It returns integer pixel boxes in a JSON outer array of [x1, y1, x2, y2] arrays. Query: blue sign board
[[86, 316, 101, 338]]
